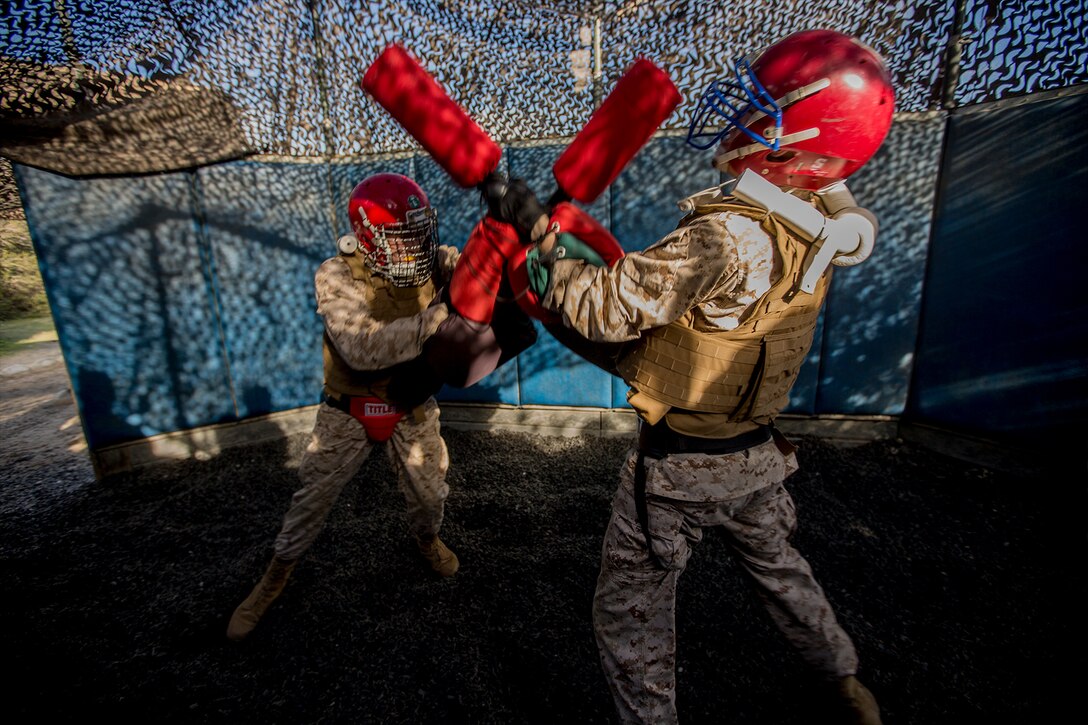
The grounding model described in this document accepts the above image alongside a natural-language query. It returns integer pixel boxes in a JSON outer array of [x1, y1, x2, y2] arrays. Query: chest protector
[[322, 252, 436, 402], [615, 201, 830, 437]]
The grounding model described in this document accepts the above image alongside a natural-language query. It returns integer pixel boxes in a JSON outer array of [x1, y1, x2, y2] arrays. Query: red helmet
[[687, 29, 895, 190], [347, 173, 438, 287]]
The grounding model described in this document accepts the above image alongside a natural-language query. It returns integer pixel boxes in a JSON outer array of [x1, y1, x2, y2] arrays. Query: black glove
[[479, 171, 548, 243]]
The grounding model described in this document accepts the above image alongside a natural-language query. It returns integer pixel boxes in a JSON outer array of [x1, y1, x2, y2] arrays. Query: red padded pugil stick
[[551, 58, 682, 204], [361, 44, 502, 189]]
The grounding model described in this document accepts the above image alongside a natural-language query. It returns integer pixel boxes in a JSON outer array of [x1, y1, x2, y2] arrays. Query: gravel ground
[[1, 345, 1085, 724]]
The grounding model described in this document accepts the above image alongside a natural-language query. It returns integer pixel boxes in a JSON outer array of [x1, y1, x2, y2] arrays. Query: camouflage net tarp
[[2, 0, 1085, 181]]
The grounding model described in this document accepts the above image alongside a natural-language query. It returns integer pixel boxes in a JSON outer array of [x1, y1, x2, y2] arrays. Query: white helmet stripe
[[745, 78, 831, 127], [713, 127, 821, 170]]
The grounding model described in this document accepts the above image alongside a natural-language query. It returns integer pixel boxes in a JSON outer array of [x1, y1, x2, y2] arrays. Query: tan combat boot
[[416, 534, 459, 577], [836, 675, 882, 725], [226, 556, 296, 641]]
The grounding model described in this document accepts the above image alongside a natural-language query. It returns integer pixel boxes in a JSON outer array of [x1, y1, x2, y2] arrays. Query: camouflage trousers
[[592, 446, 859, 724], [272, 397, 450, 561]]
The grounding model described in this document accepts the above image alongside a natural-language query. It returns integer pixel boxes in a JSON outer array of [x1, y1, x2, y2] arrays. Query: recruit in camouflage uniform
[[542, 206, 863, 723], [274, 250, 458, 560], [532, 29, 890, 724], [226, 173, 461, 642]]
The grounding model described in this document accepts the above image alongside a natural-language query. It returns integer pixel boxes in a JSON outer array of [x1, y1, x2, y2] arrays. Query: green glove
[[525, 232, 607, 299]]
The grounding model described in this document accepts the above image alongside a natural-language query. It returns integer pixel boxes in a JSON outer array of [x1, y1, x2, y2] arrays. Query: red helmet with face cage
[[347, 173, 439, 287], [688, 29, 895, 190]]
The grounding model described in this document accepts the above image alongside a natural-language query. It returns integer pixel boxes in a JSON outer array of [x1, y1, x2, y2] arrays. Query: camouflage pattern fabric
[[274, 399, 450, 559], [270, 246, 458, 560], [593, 451, 859, 723], [543, 211, 778, 342], [317, 245, 459, 370], [545, 204, 861, 723]]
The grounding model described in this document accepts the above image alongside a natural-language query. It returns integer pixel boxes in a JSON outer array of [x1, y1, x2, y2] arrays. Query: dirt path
[[0, 341, 94, 479]]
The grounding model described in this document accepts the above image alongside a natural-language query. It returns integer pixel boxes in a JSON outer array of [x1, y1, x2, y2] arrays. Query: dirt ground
[[0, 340, 94, 479], [1, 344, 1085, 725]]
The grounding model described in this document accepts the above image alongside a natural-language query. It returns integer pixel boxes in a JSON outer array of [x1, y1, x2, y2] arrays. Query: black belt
[[323, 393, 351, 413], [633, 421, 773, 570], [637, 420, 772, 458]]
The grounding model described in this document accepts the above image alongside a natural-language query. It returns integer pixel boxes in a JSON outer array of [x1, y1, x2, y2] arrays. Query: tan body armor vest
[[615, 201, 830, 438], [322, 252, 435, 402]]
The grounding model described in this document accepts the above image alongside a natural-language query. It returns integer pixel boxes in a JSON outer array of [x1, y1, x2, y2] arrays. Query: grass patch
[[1, 219, 49, 321], [0, 315, 57, 357]]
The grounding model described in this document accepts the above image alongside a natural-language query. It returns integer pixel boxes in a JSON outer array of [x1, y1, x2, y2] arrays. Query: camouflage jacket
[[542, 210, 779, 342], [316, 245, 460, 371]]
